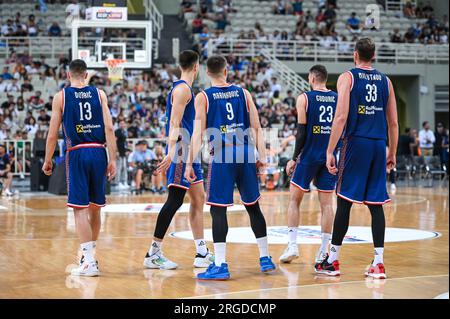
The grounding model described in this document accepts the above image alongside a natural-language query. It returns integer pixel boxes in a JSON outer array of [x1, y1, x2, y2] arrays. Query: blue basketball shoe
[[197, 263, 230, 280], [260, 256, 276, 273]]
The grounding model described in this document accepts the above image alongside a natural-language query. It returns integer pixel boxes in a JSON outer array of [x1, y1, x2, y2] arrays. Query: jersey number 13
[[79, 102, 92, 121]]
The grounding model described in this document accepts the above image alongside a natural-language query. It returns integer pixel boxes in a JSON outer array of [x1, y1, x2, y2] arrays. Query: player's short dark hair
[[355, 38, 375, 62], [69, 59, 88, 76], [422, 121, 429, 128], [179, 50, 199, 70], [404, 127, 411, 134], [206, 55, 227, 75], [309, 64, 328, 83]]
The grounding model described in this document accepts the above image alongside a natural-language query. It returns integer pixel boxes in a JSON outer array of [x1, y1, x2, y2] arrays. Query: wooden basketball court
[[0, 187, 448, 299]]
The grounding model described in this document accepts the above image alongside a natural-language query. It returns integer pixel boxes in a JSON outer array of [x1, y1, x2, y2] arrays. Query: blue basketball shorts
[[167, 162, 204, 190], [206, 161, 260, 206], [291, 161, 336, 192], [66, 147, 107, 208], [337, 136, 390, 205]]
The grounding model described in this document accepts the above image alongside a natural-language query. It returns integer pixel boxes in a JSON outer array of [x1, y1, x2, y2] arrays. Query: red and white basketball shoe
[[365, 262, 387, 279]]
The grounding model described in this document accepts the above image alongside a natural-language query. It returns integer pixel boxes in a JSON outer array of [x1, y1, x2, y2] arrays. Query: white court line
[[434, 292, 449, 299], [0, 236, 157, 241], [182, 274, 449, 299]]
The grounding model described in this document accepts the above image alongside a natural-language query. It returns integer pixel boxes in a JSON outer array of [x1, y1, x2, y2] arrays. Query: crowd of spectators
[[184, 0, 448, 60], [1, 11, 65, 38], [397, 121, 449, 167], [1, 48, 449, 193], [393, 12, 448, 44]]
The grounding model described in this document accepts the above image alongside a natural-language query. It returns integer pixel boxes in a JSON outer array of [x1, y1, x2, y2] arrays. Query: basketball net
[[105, 59, 127, 82]]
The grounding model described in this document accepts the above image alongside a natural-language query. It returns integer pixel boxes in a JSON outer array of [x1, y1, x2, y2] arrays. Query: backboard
[[71, 20, 153, 69]]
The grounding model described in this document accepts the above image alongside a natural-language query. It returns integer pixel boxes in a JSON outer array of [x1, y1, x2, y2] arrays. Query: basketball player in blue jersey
[[43, 59, 117, 277], [317, 38, 398, 279], [185, 55, 276, 280], [143, 50, 213, 270], [279, 65, 337, 269]]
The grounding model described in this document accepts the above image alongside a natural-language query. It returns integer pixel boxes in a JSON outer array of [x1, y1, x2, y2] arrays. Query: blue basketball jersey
[[62, 86, 105, 149], [203, 84, 253, 160], [300, 90, 337, 164], [165, 80, 196, 145], [345, 67, 390, 140]]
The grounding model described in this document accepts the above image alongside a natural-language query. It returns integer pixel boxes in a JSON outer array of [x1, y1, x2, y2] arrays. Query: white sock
[[287, 227, 298, 246], [319, 233, 331, 254], [328, 244, 341, 263], [195, 239, 208, 256], [256, 236, 269, 258], [214, 243, 226, 267], [373, 247, 384, 266], [80, 241, 95, 263], [149, 240, 162, 257]]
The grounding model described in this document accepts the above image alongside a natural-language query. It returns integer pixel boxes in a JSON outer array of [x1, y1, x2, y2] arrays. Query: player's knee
[[7, 172, 13, 179], [289, 191, 303, 205], [368, 204, 385, 217], [245, 202, 263, 216], [190, 194, 205, 210], [320, 202, 334, 214]]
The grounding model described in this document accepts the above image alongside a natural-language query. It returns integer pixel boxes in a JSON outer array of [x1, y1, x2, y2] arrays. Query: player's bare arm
[[286, 93, 308, 176], [326, 72, 351, 175], [185, 92, 207, 183], [42, 91, 63, 176], [245, 89, 266, 169], [386, 78, 399, 170], [157, 84, 190, 174], [100, 89, 117, 181]]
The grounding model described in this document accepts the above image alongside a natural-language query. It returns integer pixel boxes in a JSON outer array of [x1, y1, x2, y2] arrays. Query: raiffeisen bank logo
[[365, 4, 381, 30]]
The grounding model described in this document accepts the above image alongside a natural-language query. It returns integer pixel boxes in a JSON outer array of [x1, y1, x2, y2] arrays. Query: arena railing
[[3, 135, 289, 177], [260, 48, 310, 96], [144, 0, 164, 39], [1, 139, 34, 177], [1, 138, 169, 177], [384, 0, 416, 11], [207, 39, 449, 64], [0, 37, 159, 60]]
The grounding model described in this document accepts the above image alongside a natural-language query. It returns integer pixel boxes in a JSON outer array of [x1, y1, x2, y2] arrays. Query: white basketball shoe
[[193, 250, 215, 268], [143, 252, 178, 270], [279, 244, 299, 263], [71, 260, 100, 277]]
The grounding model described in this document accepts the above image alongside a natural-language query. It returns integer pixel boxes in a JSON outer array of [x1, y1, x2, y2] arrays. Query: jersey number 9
[[226, 102, 235, 120]]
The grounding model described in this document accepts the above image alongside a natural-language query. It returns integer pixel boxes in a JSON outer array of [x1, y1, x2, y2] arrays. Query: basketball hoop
[[104, 59, 127, 81]]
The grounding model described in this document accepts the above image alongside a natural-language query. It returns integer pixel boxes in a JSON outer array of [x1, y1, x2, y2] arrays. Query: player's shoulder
[[54, 89, 64, 98], [338, 70, 354, 83], [173, 80, 192, 92]]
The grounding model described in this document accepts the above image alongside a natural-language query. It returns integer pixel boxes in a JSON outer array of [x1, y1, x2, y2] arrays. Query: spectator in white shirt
[[6, 79, 20, 92], [270, 77, 282, 94], [1, 19, 15, 36], [419, 121, 436, 156], [66, 0, 81, 26], [25, 117, 39, 136], [0, 124, 9, 140], [159, 63, 170, 81]]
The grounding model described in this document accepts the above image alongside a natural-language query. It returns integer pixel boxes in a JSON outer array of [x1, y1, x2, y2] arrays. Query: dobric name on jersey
[[74, 91, 93, 99]]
